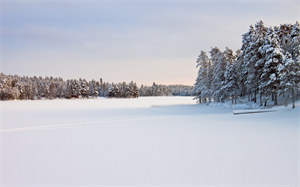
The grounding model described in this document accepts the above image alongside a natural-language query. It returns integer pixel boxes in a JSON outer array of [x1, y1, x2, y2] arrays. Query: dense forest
[[0, 73, 193, 100], [194, 21, 300, 108]]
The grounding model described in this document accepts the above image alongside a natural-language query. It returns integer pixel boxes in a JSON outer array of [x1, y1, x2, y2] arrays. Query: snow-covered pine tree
[[80, 79, 89, 98], [194, 51, 210, 103], [126, 81, 139, 98], [0, 74, 19, 100], [233, 49, 244, 99], [221, 48, 238, 103], [275, 24, 293, 53], [259, 27, 285, 106], [290, 22, 300, 64], [49, 82, 57, 99], [73, 79, 81, 98], [89, 79, 99, 98], [65, 80, 73, 98], [99, 79, 109, 97], [54, 77, 64, 98], [278, 52, 300, 108], [243, 21, 267, 103], [210, 47, 227, 102], [289, 22, 300, 100], [65, 79, 80, 98], [241, 25, 255, 100], [36, 77, 43, 99], [108, 83, 120, 97], [253, 21, 268, 103]]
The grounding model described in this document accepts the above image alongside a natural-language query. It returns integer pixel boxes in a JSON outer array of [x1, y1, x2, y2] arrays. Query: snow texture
[[0, 97, 299, 186]]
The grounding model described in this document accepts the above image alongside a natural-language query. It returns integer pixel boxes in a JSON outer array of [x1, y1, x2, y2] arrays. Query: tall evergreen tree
[[278, 52, 300, 108], [194, 51, 210, 103], [259, 27, 285, 105], [221, 48, 238, 103], [290, 22, 300, 63], [211, 47, 227, 102], [243, 21, 267, 102]]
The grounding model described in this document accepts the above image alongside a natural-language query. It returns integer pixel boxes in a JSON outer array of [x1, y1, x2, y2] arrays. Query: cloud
[[1, 1, 299, 85]]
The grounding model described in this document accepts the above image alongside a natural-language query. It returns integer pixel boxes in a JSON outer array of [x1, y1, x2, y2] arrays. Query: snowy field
[[0, 96, 299, 186]]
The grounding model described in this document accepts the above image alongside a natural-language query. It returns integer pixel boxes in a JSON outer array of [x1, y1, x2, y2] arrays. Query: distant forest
[[0, 73, 193, 100], [194, 21, 300, 108]]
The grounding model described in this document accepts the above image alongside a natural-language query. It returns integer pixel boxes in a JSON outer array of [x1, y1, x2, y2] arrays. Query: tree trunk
[[264, 94, 267, 107], [274, 93, 277, 105], [260, 93, 263, 107], [292, 89, 295, 109]]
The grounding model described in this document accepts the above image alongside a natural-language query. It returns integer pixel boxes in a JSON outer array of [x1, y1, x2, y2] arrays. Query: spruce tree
[[194, 51, 210, 103], [259, 27, 285, 106], [278, 52, 300, 108]]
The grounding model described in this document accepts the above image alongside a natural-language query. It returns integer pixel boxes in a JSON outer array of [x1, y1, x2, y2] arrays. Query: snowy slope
[[0, 97, 299, 186]]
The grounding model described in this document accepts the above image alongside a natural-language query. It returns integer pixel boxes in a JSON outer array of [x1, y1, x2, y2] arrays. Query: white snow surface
[[0, 96, 299, 186]]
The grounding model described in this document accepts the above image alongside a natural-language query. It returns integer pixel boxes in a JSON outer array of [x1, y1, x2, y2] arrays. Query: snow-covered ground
[[0, 97, 299, 186]]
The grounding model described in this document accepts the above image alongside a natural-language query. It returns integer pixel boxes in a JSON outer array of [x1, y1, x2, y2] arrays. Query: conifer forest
[[194, 21, 300, 108], [0, 73, 193, 100]]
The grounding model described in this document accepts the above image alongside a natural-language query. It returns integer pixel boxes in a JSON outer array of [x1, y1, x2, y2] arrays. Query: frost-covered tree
[[0, 74, 19, 100], [259, 27, 285, 106], [99, 78, 109, 97], [210, 47, 227, 102], [126, 81, 139, 98], [194, 51, 210, 103], [278, 52, 300, 108], [65, 79, 80, 98], [49, 82, 57, 99], [290, 22, 300, 63], [80, 79, 89, 98], [275, 24, 293, 53], [221, 48, 238, 103], [241, 25, 255, 99], [89, 79, 99, 98], [108, 83, 120, 97], [233, 49, 244, 98], [242, 21, 267, 102]]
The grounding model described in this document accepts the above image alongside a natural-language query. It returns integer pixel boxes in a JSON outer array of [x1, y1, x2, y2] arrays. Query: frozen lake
[[0, 97, 299, 186]]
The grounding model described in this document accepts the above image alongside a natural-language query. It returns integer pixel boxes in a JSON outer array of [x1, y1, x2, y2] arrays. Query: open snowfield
[[0, 96, 299, 186]]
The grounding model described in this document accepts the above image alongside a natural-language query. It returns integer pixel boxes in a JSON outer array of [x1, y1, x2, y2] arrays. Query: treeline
[[194, 21, 300, 108], [0, 73, 193, 100], [140, 83, 193, 96]]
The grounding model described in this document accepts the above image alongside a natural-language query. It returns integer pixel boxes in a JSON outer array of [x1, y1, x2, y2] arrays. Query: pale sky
[[1, 0, 299, 86]]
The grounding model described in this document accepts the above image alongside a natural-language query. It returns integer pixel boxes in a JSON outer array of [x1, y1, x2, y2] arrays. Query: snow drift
[[0, 97, 299, 186]]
